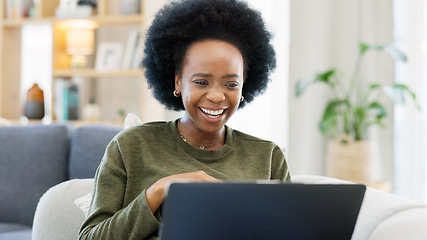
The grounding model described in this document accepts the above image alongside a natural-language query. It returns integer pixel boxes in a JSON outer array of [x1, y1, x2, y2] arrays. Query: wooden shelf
[[7, 118, 124, 127], [0, 0, 148, 122], [1, 17, 56, 27], [53, 69, 143, 78], [90, 14, 142, 25], [1, 14, 142, 28]]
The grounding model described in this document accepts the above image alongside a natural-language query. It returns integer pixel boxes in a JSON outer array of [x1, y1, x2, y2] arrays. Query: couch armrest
[[292, 175, 427, 240], [369, 207, 427, 240], [32, 179, 94, 240], [291, 174, 351, 184]]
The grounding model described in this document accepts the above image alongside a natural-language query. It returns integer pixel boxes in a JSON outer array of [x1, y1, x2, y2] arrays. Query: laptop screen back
[[159, 182, 366, 240]]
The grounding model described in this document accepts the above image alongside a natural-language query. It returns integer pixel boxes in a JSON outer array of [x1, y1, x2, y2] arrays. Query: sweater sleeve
[[78, 140, 160, 240], [271, 146, 292, 182]]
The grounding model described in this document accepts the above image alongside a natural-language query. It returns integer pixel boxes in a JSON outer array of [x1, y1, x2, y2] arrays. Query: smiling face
[[175, 40, 244, 138]]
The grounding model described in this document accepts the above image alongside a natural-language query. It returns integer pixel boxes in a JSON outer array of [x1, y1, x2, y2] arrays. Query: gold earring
[[173, 90, 181, 97], [240, 96, 244, 102]]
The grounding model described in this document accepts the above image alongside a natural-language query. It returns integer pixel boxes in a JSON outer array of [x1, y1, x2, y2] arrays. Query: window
[[393, 0, 427, 203]]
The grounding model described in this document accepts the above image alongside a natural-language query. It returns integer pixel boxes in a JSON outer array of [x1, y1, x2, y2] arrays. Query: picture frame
[[95, 42, 123, 71]]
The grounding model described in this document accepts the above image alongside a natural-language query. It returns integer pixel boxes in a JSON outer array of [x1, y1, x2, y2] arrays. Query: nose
[[206, 86, 225, 103]]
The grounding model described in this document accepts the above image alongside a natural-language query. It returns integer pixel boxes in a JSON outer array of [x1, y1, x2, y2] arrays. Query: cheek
[[229, 91, 243, 108], [181, 85, 199, 106]]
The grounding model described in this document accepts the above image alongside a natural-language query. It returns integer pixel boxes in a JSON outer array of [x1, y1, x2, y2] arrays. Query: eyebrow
[[191, 73, 240, 79], [223, 74, 240, 79]]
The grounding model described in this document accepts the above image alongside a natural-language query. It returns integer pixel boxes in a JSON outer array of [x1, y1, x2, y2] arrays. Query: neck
[[177, 118, 225, 150]]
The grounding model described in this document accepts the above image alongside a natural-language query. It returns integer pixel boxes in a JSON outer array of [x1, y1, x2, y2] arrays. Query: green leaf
[[369, 83, 381, 89], [360, 102, 387, 133], [319, 117, 337, 136], [368, 102, 387, 119], [318, 99, 347, 136], [394, 84, 416, 99], [379, 45, 408, 62], [295, 76, 315, 96], [317, 69, 336, 84], [354, 106, 367, 118], [352, 106, 367, 140], [359, 43, 407, 62], [381, 85, 404, 103], [295, 69, 336, 97], [359, 43, 369, 55], [381, 84, 419, 109]]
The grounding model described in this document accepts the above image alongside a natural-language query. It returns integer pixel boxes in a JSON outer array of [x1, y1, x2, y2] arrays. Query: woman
[[79, 0, 291, 239]]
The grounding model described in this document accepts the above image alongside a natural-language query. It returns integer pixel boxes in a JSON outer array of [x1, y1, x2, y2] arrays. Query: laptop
[[159, 182, 366, 240]]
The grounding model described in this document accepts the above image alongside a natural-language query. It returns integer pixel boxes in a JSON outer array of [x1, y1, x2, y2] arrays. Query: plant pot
[[326, 136, 379, 184]]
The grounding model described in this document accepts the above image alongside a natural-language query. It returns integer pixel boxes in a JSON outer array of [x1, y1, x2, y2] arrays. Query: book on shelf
[[121, 30, 140, 70], [54, 78, 79, 121], [5, 0, 33, 19], [131, 35, 143, 70]]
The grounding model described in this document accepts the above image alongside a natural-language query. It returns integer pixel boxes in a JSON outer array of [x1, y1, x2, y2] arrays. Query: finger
[[192, 171, 222, 182]]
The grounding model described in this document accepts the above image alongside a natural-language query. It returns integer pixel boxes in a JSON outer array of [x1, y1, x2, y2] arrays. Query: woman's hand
[[145, 171, 221, 213]]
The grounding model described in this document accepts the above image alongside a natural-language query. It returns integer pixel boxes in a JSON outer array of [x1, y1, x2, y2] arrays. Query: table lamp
[[66, 28, 94, 68]]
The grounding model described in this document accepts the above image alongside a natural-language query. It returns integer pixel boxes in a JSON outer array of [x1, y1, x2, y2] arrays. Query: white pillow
[[124, 112, 143, 129], [74, 113, 143, 217], [74, 192, 93, 218]]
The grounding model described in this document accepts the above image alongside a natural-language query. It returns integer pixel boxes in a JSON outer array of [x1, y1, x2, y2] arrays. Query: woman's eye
[[226, 82, 239, 88], [193, 80, 208, 86]]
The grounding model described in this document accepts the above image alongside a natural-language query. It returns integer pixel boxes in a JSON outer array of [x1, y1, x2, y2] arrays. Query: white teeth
[[200, 108, 224, 117]]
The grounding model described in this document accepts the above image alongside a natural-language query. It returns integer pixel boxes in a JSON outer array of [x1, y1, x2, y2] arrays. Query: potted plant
[[295, 43, 418, 185]]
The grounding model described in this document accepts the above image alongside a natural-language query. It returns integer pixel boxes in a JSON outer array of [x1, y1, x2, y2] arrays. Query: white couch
[[31, 175, 427, 240]]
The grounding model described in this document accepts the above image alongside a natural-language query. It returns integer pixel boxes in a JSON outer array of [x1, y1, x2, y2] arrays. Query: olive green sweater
[[78, 120, 291, 240]]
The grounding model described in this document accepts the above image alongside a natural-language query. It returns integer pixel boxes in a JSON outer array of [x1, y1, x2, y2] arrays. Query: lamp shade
[[66, 28, 94, 55]]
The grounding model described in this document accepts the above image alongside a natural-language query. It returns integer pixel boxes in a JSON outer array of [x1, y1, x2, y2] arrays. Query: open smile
[[200, 107, 226, 119]]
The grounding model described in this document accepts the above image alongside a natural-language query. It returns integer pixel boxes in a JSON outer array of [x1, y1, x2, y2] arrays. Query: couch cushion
[[0, 124, 71, 226], [0, 223, 31, 234], [369, 207, 427, 240], [0, 229, 32, 240], [353, 187, 426, 240], [68, 125, 122, 179], [291, 175, 427, 240]]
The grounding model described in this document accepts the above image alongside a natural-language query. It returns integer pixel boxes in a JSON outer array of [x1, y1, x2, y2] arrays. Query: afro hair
[[142, 0, 276, 111]]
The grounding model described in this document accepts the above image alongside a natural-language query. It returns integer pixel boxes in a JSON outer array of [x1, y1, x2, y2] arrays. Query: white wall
[[228, 0, 290, 149]]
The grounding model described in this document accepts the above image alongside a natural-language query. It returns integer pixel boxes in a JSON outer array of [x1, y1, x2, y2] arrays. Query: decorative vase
[[326, 135, 379, 184], [24, 83, 45, 119]]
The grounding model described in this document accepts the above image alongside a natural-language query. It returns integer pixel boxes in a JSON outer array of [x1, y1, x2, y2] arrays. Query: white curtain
[[393, 0, 427, 202]]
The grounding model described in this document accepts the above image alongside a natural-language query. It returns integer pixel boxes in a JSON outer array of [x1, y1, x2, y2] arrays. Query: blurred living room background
[[0, 0, 425, 203]]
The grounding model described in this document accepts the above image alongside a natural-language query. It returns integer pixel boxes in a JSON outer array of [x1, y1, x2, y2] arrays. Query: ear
[[175, 72, 181, 91]]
